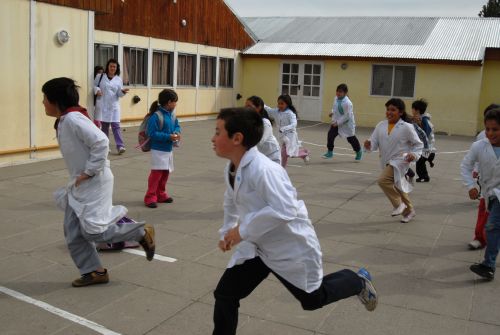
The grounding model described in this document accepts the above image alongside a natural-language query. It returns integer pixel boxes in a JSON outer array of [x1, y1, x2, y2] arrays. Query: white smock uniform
[[265, 106, 301, 157], [257, 118, 281, 164], [219, 147, 323, 292], [369, 119, 423, 193], [54, 112, 126, 234], [331, 96, 356, 138], [94, 74, 126, 123]]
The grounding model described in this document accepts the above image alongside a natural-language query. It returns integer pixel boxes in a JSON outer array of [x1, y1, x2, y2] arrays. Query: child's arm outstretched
[[460, 143, 480, 200]]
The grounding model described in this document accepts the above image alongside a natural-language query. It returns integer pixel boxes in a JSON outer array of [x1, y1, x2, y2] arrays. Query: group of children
[[43, 75, 499, 334]]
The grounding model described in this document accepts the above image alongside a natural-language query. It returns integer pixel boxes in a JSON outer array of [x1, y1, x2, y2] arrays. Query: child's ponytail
[[149, 100, 159, 115]]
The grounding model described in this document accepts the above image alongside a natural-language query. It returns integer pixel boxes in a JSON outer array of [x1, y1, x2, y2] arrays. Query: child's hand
[[328, 112, 333, 118], [75, 173, 91, 187], [363, 140, 371, 151], [331, 121, 338, 127], [468, 188, 480, 200], [170, 133, 180, 141], [224, 227, 242, 250], [472, 171, 479, 179], [404, 153, 416, 162], [218, 240, 229, 252], [122, 88, 129, 94]]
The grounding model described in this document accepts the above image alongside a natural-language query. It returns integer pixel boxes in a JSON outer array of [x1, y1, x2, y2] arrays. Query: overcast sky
[[224, 0, 488, 17]]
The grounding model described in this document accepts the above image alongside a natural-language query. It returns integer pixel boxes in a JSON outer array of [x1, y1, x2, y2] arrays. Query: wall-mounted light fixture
[[132, 95, 141, 104], [340, 63, 348, 70], [180, 19, 187, 27], [56, 30, 70, 45]]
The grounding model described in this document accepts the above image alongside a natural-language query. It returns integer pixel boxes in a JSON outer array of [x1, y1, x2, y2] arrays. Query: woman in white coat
[[43, 77, 155, 287], [94, 59, 129, 154], [364, 98, 423, 223], [211, 107, 377, 335], [245, 95, 281, 164]]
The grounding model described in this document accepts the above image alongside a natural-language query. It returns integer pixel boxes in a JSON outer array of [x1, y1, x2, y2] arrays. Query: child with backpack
[[143, 89, 181, 208], [411, 99, 436, 182]]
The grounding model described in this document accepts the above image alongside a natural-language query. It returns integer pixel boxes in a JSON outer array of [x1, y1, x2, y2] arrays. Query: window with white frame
[[152, 50, 173, 86], [94, 43, 117, 69], [371, 65, 416, 98], [199, 56, 216, 87], [177, 53, 196, 86], [219, 58, 234, 88], [123, 47, 148, 86]]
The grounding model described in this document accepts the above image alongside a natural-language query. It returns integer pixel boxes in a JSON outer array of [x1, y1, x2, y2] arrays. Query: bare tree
[[479, 0, 500, 17]]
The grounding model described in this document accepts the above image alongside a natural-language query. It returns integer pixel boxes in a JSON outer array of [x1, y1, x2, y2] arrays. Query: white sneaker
[[391, 203, 406, 216], [468, 239, 483, 250], [400, 210, 416, 223], [303, 155, 310, 164]]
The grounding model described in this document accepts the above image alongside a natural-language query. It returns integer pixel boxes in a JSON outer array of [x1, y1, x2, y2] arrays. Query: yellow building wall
[[479, 59, 500, 127], [0, 0, 30, 156], [242, 57, 484, 136]]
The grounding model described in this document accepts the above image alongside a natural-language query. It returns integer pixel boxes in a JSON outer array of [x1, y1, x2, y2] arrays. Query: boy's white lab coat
[[54, 112, 127, 234], [461, 138, 500, 208], [331, 96, 356, 138], [369, 119, 423, 193], [265, 107, 301, 157], [94, 74, 126, 123], [219, 147, 323, 292]]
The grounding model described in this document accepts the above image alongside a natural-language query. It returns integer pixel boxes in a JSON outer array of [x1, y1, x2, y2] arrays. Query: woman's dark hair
[[94, 65, 104, 78], [336, 83, 348, 93], [217, 107, 263, 149], [42, 77, 80, 113], [278, 94, 297, 116], [105, 58, 120, 76], [484, 103, 500, 116], [411, 99, 428, 115], [385, 98, 409, 122], [247, 95, 274, 125], [484, 108, 500, 125], [149, 89, 178, 114]]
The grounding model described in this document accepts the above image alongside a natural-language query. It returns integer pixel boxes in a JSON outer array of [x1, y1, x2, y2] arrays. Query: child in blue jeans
[[211, 107, 377, 335], [461, 108, 500, 280]]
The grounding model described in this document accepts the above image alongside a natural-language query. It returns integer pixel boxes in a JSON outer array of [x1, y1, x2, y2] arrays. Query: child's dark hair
[[247, 95, 274, 125], [484, 108, 500, 125], [42, 77, 80, 113], [385, 98, 409, 122], [484, 103, 500, 116], [94, 65, 104, 78], [336, 83, 348, 93], [411, 99, 428, 115], [217, 107, 263, 149], [278, 94, 297, 116], [149, 89, 178, 114], [105, 58, 120, 76]]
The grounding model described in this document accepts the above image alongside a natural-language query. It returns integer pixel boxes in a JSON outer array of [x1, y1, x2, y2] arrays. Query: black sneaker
[[72, 269, 109, 287], [470, 263, 495, 280]]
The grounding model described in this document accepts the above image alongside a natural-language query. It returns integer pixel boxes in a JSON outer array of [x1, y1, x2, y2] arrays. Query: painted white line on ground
[[0, 286, 121, 335], [332, 169, 372, 175], [297, 123, 323, 129], [122, 249, 177, 262], [439, 150, 469, 154], [287, 164, 303, 168]]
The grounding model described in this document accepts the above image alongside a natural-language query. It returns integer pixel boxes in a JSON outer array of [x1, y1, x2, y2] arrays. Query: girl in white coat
[[364, 98, 423, 223], [245, 95, 281, 164], [211, 107, 377, 335], [43, 77, 155, 287], [265, 94, 310, 168], [94, 59, 129, 154]]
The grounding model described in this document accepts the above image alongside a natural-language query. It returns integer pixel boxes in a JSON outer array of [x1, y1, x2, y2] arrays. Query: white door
[[280, 61, 323, 121]]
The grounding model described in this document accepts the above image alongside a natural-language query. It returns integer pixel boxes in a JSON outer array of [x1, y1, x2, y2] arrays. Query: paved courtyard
[[0, 119, 499, 335]]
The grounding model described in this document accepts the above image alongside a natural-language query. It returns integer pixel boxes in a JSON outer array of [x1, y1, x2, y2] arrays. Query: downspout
[[88, 11, 95, 115], [29, 0, 36, 159]]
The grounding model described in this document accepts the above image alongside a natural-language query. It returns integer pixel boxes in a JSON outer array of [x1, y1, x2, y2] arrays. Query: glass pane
[[291, 75, 298, 84], [313, 75, 320, 85], [304, 75, 311, 85], [304, 64, 312, 74], [313, 64, 321, 74], [292, 63, 299, 73], [303, 86, 311, 96], [371, 65, 393, 96], [290, 86, 298, 95], [281, 85, 289, 95], [283, 63, 290, 73], [312, 87, 320, 96], [393, 66, 416, 97], [282, 74, 289, 84]]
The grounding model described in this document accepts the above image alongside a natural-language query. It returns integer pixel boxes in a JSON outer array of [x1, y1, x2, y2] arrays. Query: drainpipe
[[29, 0, 36, 159]]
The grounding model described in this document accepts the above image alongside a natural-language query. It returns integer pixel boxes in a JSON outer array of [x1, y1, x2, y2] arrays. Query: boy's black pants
[[213, 257, 363, 335], [327, 126, 361, 152], [416, 156, 429, 179]]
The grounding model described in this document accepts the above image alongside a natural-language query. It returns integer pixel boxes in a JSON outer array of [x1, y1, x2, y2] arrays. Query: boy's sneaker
[[303, 155, 311, 164], [391, 203, 406, 216], [470, 263, 495, 280], [468, 239, 484, 250], [72, 269, 109, 287], [401, 209, 416, 223], [118, 147, 126, 155], [322, 151, 333, 159], [139, 224, 156, 261], [355, 150, 363, 161], [357, 268, 378, 311]]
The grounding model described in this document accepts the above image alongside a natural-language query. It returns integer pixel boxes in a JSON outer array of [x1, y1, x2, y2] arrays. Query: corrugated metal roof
[[242, 17, 500, 61]]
